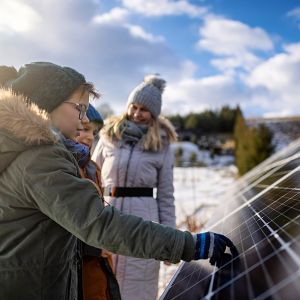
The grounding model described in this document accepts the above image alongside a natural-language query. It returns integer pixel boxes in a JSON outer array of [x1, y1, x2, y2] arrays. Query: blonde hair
[[102, 114, 177, 152]]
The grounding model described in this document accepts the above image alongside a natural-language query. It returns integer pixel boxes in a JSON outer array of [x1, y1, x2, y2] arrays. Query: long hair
[[102, 114, 177, 152]]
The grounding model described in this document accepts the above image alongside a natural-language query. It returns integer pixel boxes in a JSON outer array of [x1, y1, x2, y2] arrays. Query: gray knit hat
[[0, 62, 86, 113], [127, 75, 166, 118]]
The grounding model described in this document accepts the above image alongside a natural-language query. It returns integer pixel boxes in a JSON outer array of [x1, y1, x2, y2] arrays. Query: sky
[[1, 0, 300, 117]]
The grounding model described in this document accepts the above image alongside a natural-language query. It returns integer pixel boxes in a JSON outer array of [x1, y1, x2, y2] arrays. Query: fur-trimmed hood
[[0, 88, 57, 173]]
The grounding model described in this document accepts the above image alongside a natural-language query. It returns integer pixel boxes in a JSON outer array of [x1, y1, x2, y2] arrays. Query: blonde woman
[[92, 76, 178, 300]]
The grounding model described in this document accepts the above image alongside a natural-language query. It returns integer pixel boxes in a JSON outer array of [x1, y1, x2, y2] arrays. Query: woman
[[91, 75, 179, 300], [0, 62, 236, 300]]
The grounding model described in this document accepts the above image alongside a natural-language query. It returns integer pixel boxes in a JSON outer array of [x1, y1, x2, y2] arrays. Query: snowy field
[[171, 141, 235, 167], [158, 165, 238, 298]]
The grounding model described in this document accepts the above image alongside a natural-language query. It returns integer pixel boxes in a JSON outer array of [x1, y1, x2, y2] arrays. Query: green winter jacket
[[0, 89, 195, 300]]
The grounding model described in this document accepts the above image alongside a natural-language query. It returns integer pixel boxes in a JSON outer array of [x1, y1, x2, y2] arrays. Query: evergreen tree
[[189, 152, 198, 166], [251, 124, 274, 166], [233, 106, 247, 139], [220, 106, 236, 132], [234, 106, 248, 174], [174, 147, 184, 167], [185, 113, 199, 131], [234, 107, 274, 175], [168, 114, 184, 131]]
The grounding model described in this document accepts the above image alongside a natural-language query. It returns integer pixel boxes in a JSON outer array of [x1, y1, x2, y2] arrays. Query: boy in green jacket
[[0, 62, 236, 300]]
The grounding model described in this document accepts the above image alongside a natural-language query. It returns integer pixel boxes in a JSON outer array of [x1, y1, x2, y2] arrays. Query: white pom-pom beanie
[[127, 75, 166, 118]]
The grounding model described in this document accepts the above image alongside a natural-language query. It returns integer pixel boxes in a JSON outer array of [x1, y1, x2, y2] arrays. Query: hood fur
[[0, 88, 57, 145]]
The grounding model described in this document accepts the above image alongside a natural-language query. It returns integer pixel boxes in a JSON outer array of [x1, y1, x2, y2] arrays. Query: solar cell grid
[[161, 140, 300, 300], [239, 149, 300, 188]]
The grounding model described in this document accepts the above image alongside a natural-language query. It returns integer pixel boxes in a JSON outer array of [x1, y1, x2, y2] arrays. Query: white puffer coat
[[92, 118, 176, 300]]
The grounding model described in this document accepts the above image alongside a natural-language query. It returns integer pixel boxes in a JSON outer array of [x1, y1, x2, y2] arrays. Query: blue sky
[[1, 0, 300, 117]]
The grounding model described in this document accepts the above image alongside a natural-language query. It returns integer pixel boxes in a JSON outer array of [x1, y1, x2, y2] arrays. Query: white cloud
[[287, 6, 300, 20], [177, 60, 198, 80], [287, 6, 300, 30], [0, 1, 170, 66], [164, 39, 300, 117], [124, 24, 165, 43], [92, 7, 130, 25], [0, 1, 187, 114], [163, 74, 243, 115], [0, 0, 40, 33], [246, 43, 300, 90], [121, 0, 207, 17], [1, 0, 299, 118], [197, 15, 274, 72], [92, 7, 164, 43], [245, 43, 300, 116], [211, 53, 261, 74]]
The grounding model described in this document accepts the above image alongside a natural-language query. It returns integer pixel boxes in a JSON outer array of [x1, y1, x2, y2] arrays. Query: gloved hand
[[193, 232, 238, 266]]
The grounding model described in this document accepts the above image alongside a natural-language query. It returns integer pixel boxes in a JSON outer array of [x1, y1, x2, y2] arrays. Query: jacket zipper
[[120, 142, 135, 212]]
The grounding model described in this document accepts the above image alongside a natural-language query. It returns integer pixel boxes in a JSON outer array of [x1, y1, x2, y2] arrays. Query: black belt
[[103, 187, 153, 197]]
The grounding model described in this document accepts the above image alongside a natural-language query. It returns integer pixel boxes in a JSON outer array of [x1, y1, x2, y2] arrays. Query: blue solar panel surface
[[161, 139, 300, 300]]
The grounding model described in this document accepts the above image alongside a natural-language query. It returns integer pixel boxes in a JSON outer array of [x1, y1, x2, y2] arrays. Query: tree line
[[168, 106, 237, 134], [168, 106, 274, 175]]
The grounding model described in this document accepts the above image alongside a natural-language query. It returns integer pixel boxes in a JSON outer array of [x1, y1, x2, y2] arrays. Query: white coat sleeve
[[92, 137, 105, 168]]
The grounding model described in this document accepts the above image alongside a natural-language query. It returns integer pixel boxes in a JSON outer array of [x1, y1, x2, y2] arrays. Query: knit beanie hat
[[127, 75, 166, 118], [0, 62, 86, 113], [87, 104, 103, 125]]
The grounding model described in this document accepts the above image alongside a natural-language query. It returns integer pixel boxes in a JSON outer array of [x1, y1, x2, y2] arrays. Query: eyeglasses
[[64, 101, 88, 120]]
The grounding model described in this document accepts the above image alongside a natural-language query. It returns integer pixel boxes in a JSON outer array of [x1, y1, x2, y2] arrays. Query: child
[[79, 104, 103, 153], [69, 104, 119, 300]]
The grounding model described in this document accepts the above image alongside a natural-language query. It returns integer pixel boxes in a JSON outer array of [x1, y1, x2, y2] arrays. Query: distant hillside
[[246, 116, 300, 151]]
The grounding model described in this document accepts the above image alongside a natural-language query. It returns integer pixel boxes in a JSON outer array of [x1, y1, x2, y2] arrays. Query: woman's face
[[50, 86, 89, 140], [76, 121, 101, 149], [127, 103, 152, 124]]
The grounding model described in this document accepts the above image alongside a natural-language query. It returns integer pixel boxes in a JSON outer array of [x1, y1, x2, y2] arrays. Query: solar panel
[[161, 139, 300, 300]]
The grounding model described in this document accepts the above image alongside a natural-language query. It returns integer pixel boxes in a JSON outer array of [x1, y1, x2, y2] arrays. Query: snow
[[158, 165, 237, 298], [170, 141, 235, 167]]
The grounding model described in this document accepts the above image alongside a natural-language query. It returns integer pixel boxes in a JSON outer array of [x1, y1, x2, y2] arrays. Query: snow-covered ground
[[158, 165, 238, 298], [171, 141, 235, 167]]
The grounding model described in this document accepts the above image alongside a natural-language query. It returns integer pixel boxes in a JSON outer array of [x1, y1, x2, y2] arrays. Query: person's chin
[[80, 141, 92, 149]]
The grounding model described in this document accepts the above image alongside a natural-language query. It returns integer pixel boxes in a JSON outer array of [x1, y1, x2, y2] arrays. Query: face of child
[[127, 103, 152, 124], [76, 121, 101, 149], [50, 86, 89, 140]]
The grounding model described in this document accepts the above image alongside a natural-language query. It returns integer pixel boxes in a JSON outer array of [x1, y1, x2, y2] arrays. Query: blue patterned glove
[[194, 232, 237, 266]]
